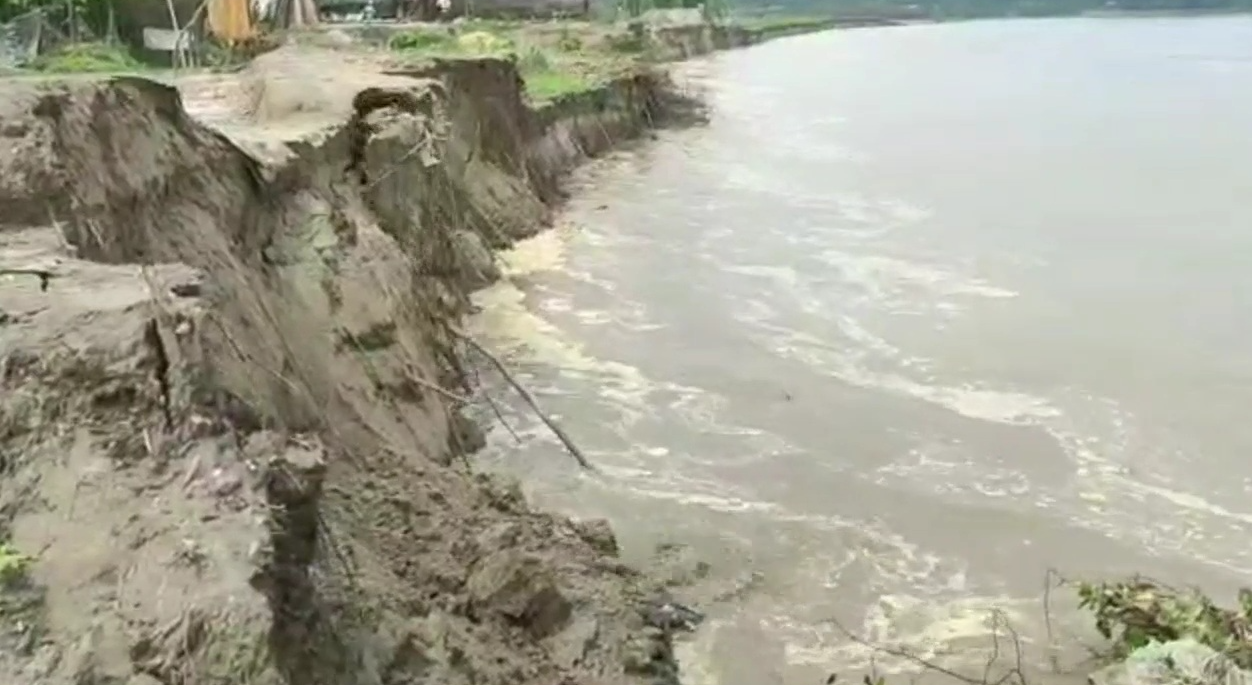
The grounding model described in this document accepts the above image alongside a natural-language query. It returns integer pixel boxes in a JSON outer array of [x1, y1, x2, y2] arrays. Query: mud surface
[[0, 43, 700, 685]]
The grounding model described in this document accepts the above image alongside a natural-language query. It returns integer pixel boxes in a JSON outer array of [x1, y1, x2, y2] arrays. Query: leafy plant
[[0, 542, 31, 588], [1077, 578, 1252, 667]]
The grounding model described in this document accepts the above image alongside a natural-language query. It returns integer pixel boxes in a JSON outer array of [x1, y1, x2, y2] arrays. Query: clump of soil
[[0, 45, 692, 685]]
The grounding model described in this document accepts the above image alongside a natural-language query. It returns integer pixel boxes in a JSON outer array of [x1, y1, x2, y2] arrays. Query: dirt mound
[[0, 50, 688, 685]]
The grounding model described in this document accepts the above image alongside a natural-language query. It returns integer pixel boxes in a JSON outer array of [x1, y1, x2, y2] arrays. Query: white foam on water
[[469, 282, 656, 428], [817, 249, 1019, 310], [731, 290, 1252, 570], [674, 629, 726, 685], [784, 594, 1042, 677], [771, 330, 1061, 426]]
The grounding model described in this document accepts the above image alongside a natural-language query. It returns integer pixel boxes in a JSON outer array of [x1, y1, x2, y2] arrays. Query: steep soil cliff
[[0, 45, 696, 685]]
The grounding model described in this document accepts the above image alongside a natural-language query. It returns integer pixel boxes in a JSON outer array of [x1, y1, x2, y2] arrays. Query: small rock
[[263, 437, 327, 505], [209, 467, 243, 497], [571, 518, 619, 557], [642, 599, 704, 633], [450, 410, 486, 455], [467, 550, 571, 638], [475, 522, 522, 552], [477, 473, 526, 513], [550, 616, 600, 668]]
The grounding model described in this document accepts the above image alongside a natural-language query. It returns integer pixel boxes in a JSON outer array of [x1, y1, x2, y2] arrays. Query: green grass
[[736, 14, 838, 34], [387, 24, 619, 102], [28, 41, 147, 73], [521, 69, 595, 101]]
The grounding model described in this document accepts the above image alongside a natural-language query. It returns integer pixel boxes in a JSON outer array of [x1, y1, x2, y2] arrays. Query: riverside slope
[[0, 26, 815, 685]]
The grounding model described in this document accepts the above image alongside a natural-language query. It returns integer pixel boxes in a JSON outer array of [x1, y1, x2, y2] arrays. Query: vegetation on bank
[[830, 576, 1252, 685], [25, 41, 145, 72], [1077, 578, 1252, 667], [737, 14, 838, 36], [385, 20, 663, 102]]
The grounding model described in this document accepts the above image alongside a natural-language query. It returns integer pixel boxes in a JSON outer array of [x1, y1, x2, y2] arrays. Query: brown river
[[468, 15, 1252, 685]]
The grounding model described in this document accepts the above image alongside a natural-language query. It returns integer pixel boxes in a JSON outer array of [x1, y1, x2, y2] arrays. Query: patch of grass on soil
[[736, 14, 837, 36], [29, 42, 146, 73], [522, 69, 594, 101], [387, 21, 647, 103]]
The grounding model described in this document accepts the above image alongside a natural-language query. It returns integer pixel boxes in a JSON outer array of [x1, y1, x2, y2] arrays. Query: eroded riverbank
[[0, 24, 820, 685]]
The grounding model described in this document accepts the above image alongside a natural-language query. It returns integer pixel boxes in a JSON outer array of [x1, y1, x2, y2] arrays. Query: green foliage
[[0, 0, 84, 23], [0, 542, 31, 588], [556, 26, 583, 51], [387, 29, 456, 52], [29, 41, 143, 72], [0, 0, 111, 37], [455, 29, 516, 54], [1077, 579, 1252, 667], [387, 28, 518, 58]]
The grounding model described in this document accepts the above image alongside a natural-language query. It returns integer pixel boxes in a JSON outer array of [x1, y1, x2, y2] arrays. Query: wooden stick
[[472, 362, 522, 444], [452, 326, 594, 471]]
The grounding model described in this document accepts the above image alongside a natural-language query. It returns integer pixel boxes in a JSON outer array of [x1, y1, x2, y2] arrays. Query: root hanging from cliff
[[452, 326, 595, 471]]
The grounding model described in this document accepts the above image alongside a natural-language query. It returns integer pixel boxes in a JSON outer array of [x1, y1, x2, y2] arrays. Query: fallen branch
[[823, 611, 1027, 685], [452, 326, 594, 471], [473, 362, 523, 445]]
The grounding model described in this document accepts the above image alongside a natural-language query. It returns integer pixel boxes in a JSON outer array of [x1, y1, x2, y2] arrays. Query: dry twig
[[473, 362, 523, 445], [824, 611, 1028, 685]]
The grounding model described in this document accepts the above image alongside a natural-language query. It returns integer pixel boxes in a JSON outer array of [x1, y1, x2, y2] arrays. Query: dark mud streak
[[143, 318, 175, 431]]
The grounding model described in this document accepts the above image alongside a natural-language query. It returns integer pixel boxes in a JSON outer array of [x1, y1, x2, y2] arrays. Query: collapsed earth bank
[[0, 23, 768, 685]]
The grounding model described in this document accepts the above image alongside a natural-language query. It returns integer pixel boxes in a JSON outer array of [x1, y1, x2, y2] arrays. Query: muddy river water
[[468, 16, 1252, 685]]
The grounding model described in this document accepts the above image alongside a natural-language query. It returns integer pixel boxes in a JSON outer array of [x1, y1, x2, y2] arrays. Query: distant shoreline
[[1080, 7, 1252, 17]]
